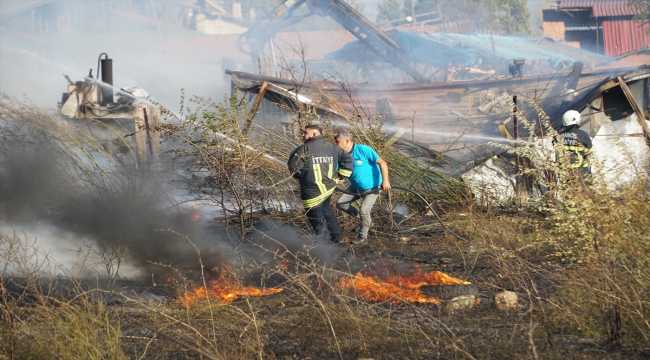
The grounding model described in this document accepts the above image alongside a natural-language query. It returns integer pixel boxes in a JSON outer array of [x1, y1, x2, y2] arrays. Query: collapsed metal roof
[[326, 31, 613, 70], [229, 65, 649, 173]]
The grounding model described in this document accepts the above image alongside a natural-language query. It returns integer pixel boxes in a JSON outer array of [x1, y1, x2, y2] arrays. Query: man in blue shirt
[[334, 133, 391, 244]]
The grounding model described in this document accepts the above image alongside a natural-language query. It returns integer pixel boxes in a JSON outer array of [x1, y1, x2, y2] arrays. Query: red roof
[[559, 0, 642, 17], [602, 19, 650, 56]]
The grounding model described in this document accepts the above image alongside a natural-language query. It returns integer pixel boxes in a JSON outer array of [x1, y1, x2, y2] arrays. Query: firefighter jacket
[[288, 136, 353, 209], [560, 125, 593, 168]]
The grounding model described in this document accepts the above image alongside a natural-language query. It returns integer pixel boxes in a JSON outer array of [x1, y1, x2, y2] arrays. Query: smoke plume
[[0, 113, 231, 280]]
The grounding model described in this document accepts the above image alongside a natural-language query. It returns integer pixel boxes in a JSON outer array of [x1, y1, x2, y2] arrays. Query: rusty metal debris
[[58, 54, 160, 163], [229, 65, 650, 204]]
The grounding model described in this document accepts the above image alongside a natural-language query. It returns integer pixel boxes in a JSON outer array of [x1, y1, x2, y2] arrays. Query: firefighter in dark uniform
[[288, 124, 354, 243], [560, 110, 593, 177]]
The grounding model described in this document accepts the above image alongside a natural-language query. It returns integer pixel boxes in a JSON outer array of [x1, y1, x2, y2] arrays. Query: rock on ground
[[445, 295, 475, 311], [494, 290, 518, 311]]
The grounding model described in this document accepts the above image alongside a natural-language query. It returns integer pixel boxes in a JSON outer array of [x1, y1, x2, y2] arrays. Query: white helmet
[[562, 110, 580, 127]]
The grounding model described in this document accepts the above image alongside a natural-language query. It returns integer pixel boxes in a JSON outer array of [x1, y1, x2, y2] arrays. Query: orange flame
[[181, 271, 283, 306], [338, 268, 470, 304]]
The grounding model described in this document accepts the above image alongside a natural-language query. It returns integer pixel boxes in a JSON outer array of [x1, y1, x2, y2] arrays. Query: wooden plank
[[243, 81, 268, 136]]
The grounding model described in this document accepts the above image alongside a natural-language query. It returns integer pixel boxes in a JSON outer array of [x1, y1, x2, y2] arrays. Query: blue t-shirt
[[349, 144, 382, 190]]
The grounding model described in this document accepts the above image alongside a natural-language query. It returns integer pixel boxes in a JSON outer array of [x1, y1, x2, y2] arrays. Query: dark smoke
[[0, 113, 349, 282], [0, 119, 230, 280], [0, 131, 65, 222]]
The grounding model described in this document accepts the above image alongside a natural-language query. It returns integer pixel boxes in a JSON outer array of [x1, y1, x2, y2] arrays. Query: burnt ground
[[100, 213, 649, 359], [4, 210, 647, 359]]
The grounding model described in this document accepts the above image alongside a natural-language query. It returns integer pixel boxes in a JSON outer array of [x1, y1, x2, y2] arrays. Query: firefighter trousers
[[306, 195, 342, 241]]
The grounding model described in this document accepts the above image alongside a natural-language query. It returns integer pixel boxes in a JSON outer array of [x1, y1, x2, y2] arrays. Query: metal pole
[[596, 18, 599, 54], [269, 36, 277, 66], [143, 108, 154, 156], [513, 95, 522, 205], [100, 57, 113, 105], [513, 95, 518, 139]]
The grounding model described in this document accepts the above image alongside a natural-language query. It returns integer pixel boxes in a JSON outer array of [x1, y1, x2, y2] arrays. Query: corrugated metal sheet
[[326, 32, 612, 68], [559, 0, 641, 17], [422, 33, 612, 66], [603, 20, 650, 56]]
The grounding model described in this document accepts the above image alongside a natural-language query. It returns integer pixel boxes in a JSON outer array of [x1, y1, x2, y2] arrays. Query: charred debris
[[54, 0, 650, 205], [58, 53, 160, 164], [228, 64, 650, 204], [225, 1, 649, 205]]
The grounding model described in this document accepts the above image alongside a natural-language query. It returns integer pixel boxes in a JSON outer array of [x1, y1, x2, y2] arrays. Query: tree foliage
[[488, 0, 530, 35], [376, 0, 530, 35], [628, 0, 650, 15], [627, 0, 650, 34]]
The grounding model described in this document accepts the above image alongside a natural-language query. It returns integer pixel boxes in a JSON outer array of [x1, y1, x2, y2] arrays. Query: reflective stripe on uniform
[[564, 145, 589, 168], [302, 186, 336, 208], [312, 164, 327, 194], [337, 168, 352, 177], [327, 163, 333, 180]]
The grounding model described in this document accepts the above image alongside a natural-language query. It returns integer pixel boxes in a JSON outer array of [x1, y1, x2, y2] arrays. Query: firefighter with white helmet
[[560, 110, 593, 172]]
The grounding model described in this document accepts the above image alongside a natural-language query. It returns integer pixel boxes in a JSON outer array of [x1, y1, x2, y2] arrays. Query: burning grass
[[179, 262, 472, 309], [338, 267, 470, 304], [180, 269, 283, 306]]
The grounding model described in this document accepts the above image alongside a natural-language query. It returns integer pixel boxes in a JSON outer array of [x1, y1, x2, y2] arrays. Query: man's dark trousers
[[306, 195, 342, 241]]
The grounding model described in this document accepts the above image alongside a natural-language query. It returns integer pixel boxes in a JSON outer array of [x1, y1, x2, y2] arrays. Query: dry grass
[[0, 231, 125, 359], [1, 91, 650, 359]]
